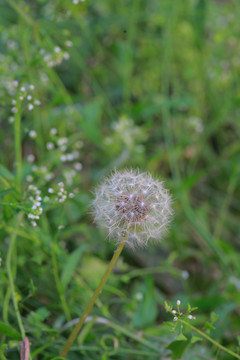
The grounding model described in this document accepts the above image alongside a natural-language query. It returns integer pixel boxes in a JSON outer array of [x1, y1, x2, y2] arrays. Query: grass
[[0, 0, 240, 359]]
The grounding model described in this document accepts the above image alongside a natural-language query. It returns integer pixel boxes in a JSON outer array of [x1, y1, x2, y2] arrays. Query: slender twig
[[60, 241, 125, 358], [179, 319, 240, 360]]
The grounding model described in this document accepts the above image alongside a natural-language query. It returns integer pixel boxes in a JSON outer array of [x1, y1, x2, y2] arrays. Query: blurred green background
[[0, 0, 240, 359]]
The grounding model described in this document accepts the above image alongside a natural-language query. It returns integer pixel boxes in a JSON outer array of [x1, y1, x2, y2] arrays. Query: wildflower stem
[[179, 319, 240, 360], [60, 240, 125, 358], [14, 97, 22, 190], [6, 213, 25, 339]]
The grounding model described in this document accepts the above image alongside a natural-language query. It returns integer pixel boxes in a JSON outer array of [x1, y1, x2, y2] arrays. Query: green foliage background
[[0, 0, 240, 359]]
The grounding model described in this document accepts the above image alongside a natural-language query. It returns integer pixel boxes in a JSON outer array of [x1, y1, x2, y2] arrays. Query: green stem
[[14, 97, 22, 190], [60, 241, 126, 358], [6, 213, 25, 339], [179, 319, 240, 360], [51, 242, 71, 322]]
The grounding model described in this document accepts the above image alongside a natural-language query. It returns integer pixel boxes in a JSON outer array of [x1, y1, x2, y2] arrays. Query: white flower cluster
[[92, 169, 173, 248], [27, 185, 43, 227], [10, 82, 41, 116], [40, 46, 70, 68]]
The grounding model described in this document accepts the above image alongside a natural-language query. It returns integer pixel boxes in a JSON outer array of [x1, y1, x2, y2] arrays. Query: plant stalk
[[179, 319, 240, 360], [60, 240, 125, 358]]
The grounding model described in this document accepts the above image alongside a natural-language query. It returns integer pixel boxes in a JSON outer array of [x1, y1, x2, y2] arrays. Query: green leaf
[[191, 336, 203, 344], [0, 322, 21, 340], [81, 99, 103, 144], [133, 277, 157, 328], [210, 312, 219, 324], [204, 321, 215, 330], [176, 333, 188, 341], [60, 244, 87, 290], [0, 188, 15, 198], [167, 340, 189, 359], [0, 165, 14, 181]]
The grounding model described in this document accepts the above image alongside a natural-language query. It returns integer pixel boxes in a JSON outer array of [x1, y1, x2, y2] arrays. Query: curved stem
[[179, 319, 240, 360], [60, 241, 125, 358]]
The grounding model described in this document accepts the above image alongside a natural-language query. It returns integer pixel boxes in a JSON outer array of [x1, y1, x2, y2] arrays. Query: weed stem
[[60, 240, 125, 358]]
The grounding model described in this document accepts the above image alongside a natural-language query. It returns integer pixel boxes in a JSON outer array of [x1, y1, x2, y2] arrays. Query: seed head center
[[115, 193, 150, 223]]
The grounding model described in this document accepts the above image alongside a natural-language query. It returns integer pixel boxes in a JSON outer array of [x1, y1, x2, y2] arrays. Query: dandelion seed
[[92, 169, 173, 248]]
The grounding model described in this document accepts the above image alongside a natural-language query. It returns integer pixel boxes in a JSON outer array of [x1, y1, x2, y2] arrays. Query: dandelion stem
[[60, 240, 125, 358], [179, 319, 240, 360]]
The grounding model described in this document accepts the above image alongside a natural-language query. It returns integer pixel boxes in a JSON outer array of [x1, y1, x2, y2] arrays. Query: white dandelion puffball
[[92, 169, 173, 248]]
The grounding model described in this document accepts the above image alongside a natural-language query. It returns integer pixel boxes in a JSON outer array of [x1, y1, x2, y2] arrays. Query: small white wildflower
[[29, 130, 37, 138], [172, 310, 176, 314], [58, 225, 65, 230], [28, 104, 34, 111], [34, 100, 41, 106], [11, 107, 17, 113], [177, 300, 181, 306], [58, 182, 64, 187], [74, 162, 82, 171], [26, 175, 33, 182], [188, 315, 193, 319], [32, 221, 37, 227], [63, 52, 70, 60], [27, 95, 32, 100], [45, 173, 54, 181], [173, 317, 178, 322], [29, 84, 35, 90], [9, 116, 14, 124], [73, 0, 79, 3], [12, 80, 19, 87], [69, 193, 74, 198], [46, 142, 54, 150], [48, 188, 54, 193], [54, 46, 61, 53], [50, 128, 57, 135], [65, 40, 73, 47], [182, 270, 189, 279], [19, 96, 24, 100], [12, 99, 16, 105], [61, 155, 67, 162], [92, 169, 173, 248], [20, 86, 26, 92], [26, 154, 35, 163], [57, 137, 68, 146], [136, 292, 143, 301]]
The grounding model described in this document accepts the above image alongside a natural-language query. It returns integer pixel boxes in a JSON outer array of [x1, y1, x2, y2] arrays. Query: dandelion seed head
[[92, 169, 173, 248]]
